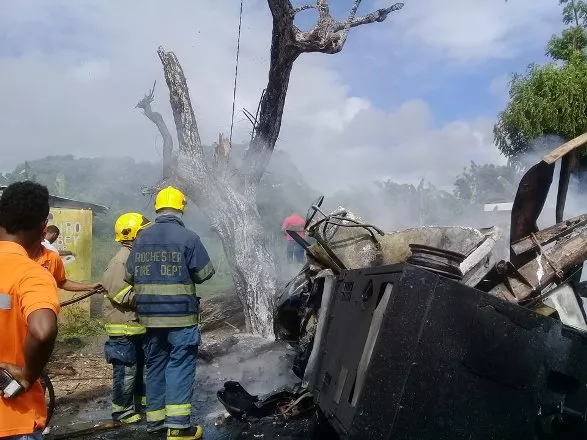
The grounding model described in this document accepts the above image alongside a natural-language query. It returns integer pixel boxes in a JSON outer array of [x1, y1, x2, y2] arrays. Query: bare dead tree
[[137, 0, 404, 337], [136, 81, 174, 179]]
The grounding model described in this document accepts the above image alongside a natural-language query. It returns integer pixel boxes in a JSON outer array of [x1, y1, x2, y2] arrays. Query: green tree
[[454, 162, 520, 204], [494, 60, 587, 163], [2, 161, 38, 183], [547, 0, 587, 61], [495, 0, 587, 164], [55, 172, 66, 196], [377, 179, 465, 227]]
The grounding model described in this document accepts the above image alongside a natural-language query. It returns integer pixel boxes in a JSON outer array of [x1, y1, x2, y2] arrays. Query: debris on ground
[[46, 331, 303, 440]]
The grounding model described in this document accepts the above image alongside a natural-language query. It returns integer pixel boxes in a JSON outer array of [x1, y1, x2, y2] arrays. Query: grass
[[197, 276, 235, 298], [91, 236, 118, 280], [58, 306, 105, 341]]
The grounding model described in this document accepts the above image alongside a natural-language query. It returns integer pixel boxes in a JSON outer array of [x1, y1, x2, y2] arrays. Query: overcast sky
[[0, 0, 561, 192]]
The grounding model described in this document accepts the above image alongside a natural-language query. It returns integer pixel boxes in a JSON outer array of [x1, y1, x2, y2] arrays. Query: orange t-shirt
[[0, 241, 59, 436], [35, 246, 66, 285]]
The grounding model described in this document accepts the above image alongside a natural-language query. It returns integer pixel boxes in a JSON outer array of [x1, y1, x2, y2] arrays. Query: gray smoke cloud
[[0, 0, 560, 194]]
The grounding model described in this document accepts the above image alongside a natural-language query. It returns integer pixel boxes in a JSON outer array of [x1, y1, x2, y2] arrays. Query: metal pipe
[[302, 276, 336, 392]]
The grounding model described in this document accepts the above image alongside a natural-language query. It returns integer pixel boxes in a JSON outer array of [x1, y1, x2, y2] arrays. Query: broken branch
[[333, 3, 404, 32], [293, 4, 315, 14], [135, 80, 174, 179], [347, 0, 362, 25], [136, 80, 157, 109], [242, 108, 257, 127], [293, 1, 403, 54], [317, 0, 329, 19]]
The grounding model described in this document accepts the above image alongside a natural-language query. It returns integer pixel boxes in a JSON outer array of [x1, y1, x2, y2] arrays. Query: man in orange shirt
[[0, 181, 60, 440], [30, 237, 100, 293]]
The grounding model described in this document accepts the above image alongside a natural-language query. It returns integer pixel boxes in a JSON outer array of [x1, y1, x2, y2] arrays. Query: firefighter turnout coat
[[125, 214, 215, 328], [102, 246, 145, 336]]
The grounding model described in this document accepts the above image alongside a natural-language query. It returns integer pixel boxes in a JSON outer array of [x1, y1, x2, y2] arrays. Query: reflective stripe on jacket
[[125, 215, 215, 328], [104, 322, 146, 336], [102, 246, 145, 336]]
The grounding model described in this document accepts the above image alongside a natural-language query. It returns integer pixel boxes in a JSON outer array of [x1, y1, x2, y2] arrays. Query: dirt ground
[[48, 336, 111, 407], [44, 325, 320, 440], [47, 326, 240, 409]]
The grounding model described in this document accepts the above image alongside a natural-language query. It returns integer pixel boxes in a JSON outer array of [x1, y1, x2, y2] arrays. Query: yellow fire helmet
[[115, 212, 151, 242], [154, 186, 187, 213]]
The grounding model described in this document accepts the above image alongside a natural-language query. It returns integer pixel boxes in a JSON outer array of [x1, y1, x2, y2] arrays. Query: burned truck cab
[[220, 135, 587, 439]]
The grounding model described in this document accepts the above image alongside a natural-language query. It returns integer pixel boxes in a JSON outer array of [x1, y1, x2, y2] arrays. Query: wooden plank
[[542, 131, 587, 164], [510, 213, 587, 256]]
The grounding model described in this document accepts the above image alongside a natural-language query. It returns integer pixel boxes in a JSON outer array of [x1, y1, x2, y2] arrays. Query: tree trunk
[[216, 208, 276, 336], [158, 47, 281, 337], [145, 1, 404, 337], [180, 180, 275, 336]]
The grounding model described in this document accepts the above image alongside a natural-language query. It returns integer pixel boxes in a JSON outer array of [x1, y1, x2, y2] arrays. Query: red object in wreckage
[[282, 214, 305, 241]]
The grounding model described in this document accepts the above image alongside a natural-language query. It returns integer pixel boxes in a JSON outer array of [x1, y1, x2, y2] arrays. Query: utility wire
[[229, 0, 244, 149]]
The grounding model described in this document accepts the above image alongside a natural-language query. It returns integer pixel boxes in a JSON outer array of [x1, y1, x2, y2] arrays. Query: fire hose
[[59, 286, 105, 307]]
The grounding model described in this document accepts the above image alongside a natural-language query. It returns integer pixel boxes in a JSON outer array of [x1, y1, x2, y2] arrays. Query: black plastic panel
[[316, 264, 587, 440]]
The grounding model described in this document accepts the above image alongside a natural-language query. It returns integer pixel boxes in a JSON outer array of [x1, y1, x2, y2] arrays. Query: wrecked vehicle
[[219, 135, 587, 439]]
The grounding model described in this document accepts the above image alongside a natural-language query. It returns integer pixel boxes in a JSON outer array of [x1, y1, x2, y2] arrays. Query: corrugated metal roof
[[0, 186, 108, 214]]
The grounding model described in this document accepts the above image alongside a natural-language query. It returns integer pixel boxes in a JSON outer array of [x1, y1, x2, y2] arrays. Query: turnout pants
[[104, 335, 146, 420], [144, 326, 201, 430]]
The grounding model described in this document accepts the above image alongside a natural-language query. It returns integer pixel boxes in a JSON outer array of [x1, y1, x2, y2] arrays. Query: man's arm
[[103, 259, 135, 309], [0, 269, 59, 392], [24, 309, 57, 384], [58, 279, 101, 292], [187, 237, 215, 284], [0, 309, 57, 391], [23, 310, 57, 384], [51, 252, 100, 291]]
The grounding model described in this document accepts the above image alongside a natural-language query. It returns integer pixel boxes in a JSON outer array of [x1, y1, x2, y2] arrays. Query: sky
[[0, 0, 563, 193]]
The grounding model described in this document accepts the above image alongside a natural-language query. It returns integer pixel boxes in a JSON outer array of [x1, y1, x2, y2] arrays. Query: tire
[[40, 372, 55, 426]]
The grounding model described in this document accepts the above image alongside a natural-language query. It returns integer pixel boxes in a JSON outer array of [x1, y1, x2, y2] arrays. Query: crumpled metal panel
[[309, 208, 499, 285], [543, 284, 587, 331]]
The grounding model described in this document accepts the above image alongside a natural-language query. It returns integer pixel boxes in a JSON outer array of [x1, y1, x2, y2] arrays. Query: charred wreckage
[[218, 135, 587, 440]]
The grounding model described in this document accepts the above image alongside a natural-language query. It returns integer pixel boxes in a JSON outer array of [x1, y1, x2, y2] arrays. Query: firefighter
[[102, 212, 151, 424], [125, 186, 215, 440]]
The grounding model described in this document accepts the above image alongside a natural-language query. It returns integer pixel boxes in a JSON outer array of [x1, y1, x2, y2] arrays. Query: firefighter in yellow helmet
[[101, 212, 151, 424], [153, 185, 187, 212], [125, 186, 214, 440]]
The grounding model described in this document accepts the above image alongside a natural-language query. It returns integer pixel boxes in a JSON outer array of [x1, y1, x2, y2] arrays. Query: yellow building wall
[[49, 208, 93, 316]]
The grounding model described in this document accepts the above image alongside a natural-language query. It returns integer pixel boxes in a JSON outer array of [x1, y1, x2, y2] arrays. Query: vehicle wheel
[[40, 372, 55, 426]]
